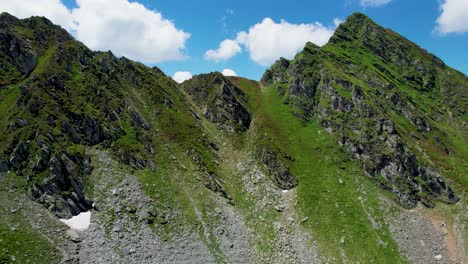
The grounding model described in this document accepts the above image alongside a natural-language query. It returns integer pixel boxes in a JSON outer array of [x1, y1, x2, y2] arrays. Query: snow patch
[[60, 211, 91, 231], [282, 190, 289, 193]]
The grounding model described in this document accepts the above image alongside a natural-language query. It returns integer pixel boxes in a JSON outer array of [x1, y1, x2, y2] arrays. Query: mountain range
[[0, 12, 466, 264]]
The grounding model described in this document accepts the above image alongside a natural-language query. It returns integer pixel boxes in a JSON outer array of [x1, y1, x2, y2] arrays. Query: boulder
[[66, 229, 82, 243]]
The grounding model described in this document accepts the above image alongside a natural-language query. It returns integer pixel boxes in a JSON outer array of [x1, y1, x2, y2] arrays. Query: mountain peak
[[328, 12, 378, 45], [346, 12, 372, 24], [326, 11, 449, 75], [181, 72, 252, 132], [0, 12, 19, 25], [342, 12, 376, 30], [0, 12, 15, 19]]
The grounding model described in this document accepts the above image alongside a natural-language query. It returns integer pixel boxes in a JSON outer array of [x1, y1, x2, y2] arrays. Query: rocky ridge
[[261, 13, 464, 208], [181, 72, 252, 132]]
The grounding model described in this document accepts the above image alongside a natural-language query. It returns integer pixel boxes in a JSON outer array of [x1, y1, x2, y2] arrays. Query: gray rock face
[[0, 30, 37, 76], [128, 106, 150, 130], [0, 159, 8, 172], [320, 75, 458, 208], [31, 153, 93, 218], [32, 137, 51, 173], [261, 57, 290, 87], [60, 113, 114, 146], [329, 101, 458, 207], [9, 142, 28, 170]]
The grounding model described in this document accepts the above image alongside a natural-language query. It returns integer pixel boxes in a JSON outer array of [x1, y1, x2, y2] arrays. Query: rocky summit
[[0, 12, 466, 264]]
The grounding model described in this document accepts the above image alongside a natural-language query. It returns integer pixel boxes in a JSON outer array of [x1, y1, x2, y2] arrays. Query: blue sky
[[156, 0, 468, 80], [1, 0, 467, 81]]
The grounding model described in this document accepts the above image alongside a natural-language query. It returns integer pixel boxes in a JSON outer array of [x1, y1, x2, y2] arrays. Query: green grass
[[114, 121, 139, 150], [229, 77, 263, 113], [0, 58, 22, 87], [0, 173, 60, 264], [0, 222, 59, 264], [0, 84, 20, 131], [415, 120, 468, 192], [255, 85, 407, 263]]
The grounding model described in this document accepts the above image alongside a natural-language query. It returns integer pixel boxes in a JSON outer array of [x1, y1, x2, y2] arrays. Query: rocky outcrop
[[9, 142, 29, 170], [182, 72, 252, 132], [0, 29, 37, 76], [257, 147, 298, 190], [2, 134, 93, 218], [261, 57, 290, 87], [32, 152, 93, 218], [261, 43, 322, 121], [0, 12, 73, 83], [0, 14, 150, 217]]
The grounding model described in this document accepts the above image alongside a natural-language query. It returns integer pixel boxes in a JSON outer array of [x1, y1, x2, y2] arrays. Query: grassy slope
[[233, 77, 407, 262], [214, 77, 282, 254], [265, 88, 404, 262], [322, 23, 468, 194], [0, 173, 60, 263]]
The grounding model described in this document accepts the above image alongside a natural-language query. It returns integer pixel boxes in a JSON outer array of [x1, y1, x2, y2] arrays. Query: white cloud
[[0, 0, 190, 63], [235, 18, 335, 66], [71, 0, 190, 63], [172, 71, 192, 83], [204, 39, 241, 62], [221, 69, 237, 76], [334, 18, 343, 27], [0, 0, 74, 29], [435, 0, 468, 34], [359, 0, 392, 7]]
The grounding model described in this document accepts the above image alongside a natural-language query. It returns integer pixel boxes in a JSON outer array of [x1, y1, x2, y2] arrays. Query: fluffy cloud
[[71, 0, 189, 63], [359, 0, 392, 7], [221, 69, 237, 76], [235, 18, 334, 66], [172, 71, 192, 83], [0, 0, 190, 63], [435, 0, 468, 34], [0, 0, 73, 29], [334, 18, 343, 27], [204, 39, 241, 62]]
